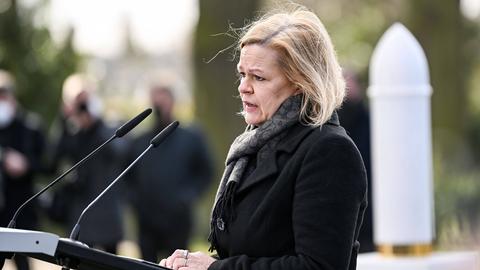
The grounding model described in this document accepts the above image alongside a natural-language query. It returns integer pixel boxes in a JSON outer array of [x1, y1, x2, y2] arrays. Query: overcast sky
[[40, 0, 480, 58], [48, 0, 199, 58]]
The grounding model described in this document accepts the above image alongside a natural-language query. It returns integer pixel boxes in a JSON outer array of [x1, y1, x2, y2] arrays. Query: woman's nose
[[238, 78, 253, 94]]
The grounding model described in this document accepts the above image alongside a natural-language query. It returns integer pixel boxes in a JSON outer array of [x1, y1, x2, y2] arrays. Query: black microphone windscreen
[[150, 121, 179, 147], [115, 108, 152, 137]]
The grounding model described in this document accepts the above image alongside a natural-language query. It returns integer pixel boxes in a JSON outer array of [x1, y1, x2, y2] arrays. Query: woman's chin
[[244, 117, 255, 126], [244, 110, 267, 126], [245, 119, 264, 126]]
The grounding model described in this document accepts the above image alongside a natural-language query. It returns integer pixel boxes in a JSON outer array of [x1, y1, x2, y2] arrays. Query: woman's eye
[[254, 75, 265, 81]]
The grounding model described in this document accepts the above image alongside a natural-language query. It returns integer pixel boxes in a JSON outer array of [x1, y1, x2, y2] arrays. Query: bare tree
[[406, 0, 475, 162], [193, 0, 260, 170]]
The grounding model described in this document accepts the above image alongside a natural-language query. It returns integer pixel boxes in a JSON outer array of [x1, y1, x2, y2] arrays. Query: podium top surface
[[0, 228, 171, 270], [0, 227, 59, 256], [52, 238, 170, 270]]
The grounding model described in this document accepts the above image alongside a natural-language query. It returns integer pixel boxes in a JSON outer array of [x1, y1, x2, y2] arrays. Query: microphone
[[115, 108, 152, 138], [7, 108, 152, 229], [69, 121, 179, 241]]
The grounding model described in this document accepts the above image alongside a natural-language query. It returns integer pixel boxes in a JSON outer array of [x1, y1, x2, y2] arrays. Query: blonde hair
[[239, 6, 345, 126]]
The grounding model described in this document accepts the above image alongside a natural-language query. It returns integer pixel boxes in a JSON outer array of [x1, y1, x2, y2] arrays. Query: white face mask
[[0, 100, 15, 128]]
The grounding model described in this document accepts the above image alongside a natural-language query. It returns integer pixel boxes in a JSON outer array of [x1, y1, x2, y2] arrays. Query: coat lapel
[[236, 123, 315, 194], [236, 111, 340, 194], [236, 153, 278, 194]]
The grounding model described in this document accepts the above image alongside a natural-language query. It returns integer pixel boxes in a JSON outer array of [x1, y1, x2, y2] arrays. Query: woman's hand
[[159, 249, 216, 270]]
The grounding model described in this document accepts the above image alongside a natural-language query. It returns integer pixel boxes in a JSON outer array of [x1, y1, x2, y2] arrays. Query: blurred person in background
[[0, 69, 46, 270], [160, 5, 367, 270], [126, 74, 213, 263], [338, 70, 374, 253], [47, 73, 125, 254]]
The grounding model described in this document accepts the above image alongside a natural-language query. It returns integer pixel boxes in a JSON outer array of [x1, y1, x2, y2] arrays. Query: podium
[[0, 228, 169, 270]]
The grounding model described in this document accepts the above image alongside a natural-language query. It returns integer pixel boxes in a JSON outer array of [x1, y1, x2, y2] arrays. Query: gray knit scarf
[[208, 94, 302, 252]]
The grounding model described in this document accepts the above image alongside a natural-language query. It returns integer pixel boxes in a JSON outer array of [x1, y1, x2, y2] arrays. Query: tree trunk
[[406, 0, 471, 162], [193, 0, 260, 170]]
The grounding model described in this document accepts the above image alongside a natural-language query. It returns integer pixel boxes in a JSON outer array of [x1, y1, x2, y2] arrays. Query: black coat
[[127, 123, 213, 237], [338, 100, 373, 252], [210, 113, 367, 270], [0, 111, 45, 229], [51, 119, 126, 245]]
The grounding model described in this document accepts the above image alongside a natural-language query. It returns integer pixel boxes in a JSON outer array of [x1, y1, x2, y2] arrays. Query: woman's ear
[[291, 81, 303, 95], [294, 87, 303, 95]]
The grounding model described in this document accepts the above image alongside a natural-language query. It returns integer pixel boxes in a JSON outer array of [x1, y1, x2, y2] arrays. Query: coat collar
[[277, 110, 339, 153], [236, 111, 339, 194]]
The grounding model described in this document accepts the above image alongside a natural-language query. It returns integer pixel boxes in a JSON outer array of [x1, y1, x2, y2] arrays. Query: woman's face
[[237, 44, 297, 126]]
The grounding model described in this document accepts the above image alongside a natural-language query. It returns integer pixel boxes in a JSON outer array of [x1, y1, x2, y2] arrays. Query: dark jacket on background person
[[127, 123, 213, 257], [209, 114, 367, 270], [51, 119, 125, 246], [0, 110, 45, 229]]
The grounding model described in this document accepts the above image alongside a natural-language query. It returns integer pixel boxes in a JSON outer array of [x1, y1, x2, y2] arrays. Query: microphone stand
[[69, 121, 179, 242], [69, 144, 153, 241], [8, 135, 116, 229], [7, 108, 152, 229]]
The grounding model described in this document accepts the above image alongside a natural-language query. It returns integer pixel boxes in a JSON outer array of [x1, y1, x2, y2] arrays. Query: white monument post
[[357, 23, 478, 270], [369, 22, 434, 255]]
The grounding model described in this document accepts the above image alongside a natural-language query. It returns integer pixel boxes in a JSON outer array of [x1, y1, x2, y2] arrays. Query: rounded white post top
[[369, 23, 431, 96], [368, 22, 434, 245]]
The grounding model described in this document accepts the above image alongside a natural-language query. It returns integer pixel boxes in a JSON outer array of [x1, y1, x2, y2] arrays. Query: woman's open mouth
[[243, 101, 257, 112]]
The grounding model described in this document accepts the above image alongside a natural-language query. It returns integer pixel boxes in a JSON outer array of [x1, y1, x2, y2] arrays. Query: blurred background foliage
[[1, 0, 480, 251], [0, 0, 81, 124]]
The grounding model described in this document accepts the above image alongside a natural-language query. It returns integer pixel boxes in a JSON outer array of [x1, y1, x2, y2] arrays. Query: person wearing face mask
[[0, 70, 46, 270], [46, 73, 125, 254], [125, 75, 214, 263]]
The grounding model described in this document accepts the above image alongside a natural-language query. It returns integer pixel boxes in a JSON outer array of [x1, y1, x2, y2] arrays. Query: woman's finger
[[166, 249, 187, 268], [159, 259, 167, 267], [172, 257, 188, 270]]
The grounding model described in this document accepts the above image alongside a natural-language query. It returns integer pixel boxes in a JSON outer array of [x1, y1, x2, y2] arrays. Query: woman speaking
[[160, 5, 367, 270]]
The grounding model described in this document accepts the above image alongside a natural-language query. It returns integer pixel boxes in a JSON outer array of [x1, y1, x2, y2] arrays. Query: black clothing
[[0, 110, 45, 270], [209, 95, 301, 250], [50, 119, 125, 250], [0, 111, 45, 229], [127, 123, 213, 262], [138, 219, 188, 261], [209, 114, 367, 270], [338, 100, 374, 252]]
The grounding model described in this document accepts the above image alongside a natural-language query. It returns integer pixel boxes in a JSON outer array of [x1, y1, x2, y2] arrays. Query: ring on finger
[[184, 250, 189, 259]]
